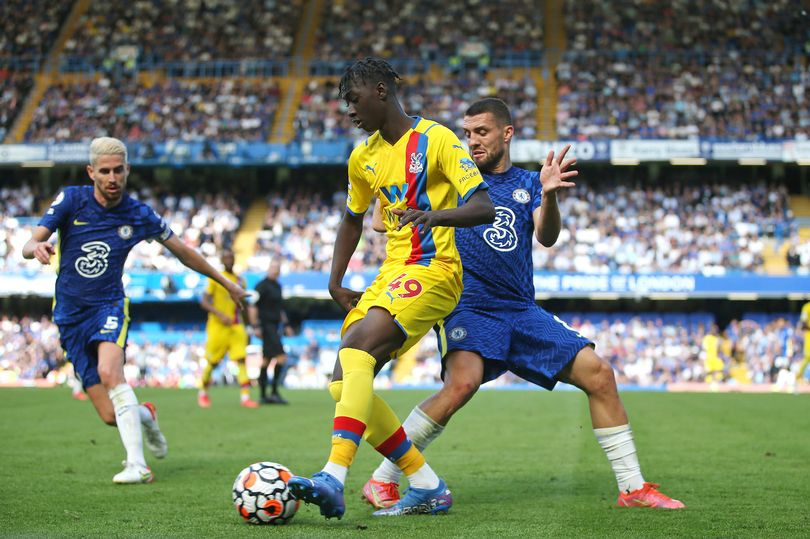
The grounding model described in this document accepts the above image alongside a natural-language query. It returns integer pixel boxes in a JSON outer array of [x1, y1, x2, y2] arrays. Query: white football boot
[[113, 461, 153, 484]]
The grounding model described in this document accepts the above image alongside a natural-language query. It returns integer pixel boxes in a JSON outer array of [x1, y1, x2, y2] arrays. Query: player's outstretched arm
[[328, 210, 365, 311], [22, 226, 56, 265], [394, 189, 495, 233], [161, 235, 248, 308], [534, 145, 578, 247]]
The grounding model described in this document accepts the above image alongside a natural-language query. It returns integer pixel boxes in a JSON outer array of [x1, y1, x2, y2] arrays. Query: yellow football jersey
[[346, 117, 487, 269], [205, 271, 245, 327]]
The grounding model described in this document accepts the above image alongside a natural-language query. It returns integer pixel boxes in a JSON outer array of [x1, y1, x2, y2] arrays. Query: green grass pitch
[[1, 387, 808, 538]]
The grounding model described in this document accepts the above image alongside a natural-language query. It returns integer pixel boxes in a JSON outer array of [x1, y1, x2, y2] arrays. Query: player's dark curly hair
[[338, 57, 402, 99], [465, 97, 513, 126]]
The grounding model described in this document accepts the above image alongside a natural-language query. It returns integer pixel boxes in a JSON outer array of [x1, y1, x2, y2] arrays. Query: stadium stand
[[557, 0, 810, 139], [62, 0, 304, 71], [0, 0, 72, 62], [24, 77, 281, 143]]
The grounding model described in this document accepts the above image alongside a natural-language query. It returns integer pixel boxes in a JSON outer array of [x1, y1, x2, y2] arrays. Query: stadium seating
[[24, 78, 280, 143]]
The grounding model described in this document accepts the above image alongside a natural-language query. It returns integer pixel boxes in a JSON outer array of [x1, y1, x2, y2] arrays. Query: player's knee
[[587, 357, 617, 396], [444, 377, 479, 407]]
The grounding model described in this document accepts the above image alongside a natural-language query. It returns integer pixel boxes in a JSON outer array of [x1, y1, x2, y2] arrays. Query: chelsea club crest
[[512, 188, 530, 204], [118, 225, 133, 240], [448, 327, 467, 341]]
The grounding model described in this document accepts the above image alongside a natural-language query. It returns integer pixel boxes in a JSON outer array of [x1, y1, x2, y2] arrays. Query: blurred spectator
[[25, 77, 280, 143]]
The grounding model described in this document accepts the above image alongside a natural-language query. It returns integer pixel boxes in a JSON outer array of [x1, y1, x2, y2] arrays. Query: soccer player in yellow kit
[[198, 249, 258, 408], [287, 57, 495, 519], [795, 301, 810, 384]]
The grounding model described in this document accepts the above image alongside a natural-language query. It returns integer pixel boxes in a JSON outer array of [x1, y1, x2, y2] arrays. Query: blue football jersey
[[455, 166, 542, 309], [38, 186, 172, 324]]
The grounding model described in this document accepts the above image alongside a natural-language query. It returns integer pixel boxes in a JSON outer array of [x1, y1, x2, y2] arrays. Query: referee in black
[[250, 260, 289, 404]]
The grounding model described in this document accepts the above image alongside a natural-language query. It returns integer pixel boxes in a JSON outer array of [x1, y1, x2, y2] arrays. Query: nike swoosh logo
[[73, 219, 90, 226], [99, 329, 115, 334]]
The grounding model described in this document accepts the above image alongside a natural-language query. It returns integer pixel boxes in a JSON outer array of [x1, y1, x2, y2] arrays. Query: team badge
[[448, 327, 467, 341], [409, 152, 423, 174], [118, 225, 133, 239], [459, 157, 476, 172], [512, 188, 530, 204]]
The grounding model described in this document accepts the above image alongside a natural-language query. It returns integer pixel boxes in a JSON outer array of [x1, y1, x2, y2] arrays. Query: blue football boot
[[287, 471, 345, 519]]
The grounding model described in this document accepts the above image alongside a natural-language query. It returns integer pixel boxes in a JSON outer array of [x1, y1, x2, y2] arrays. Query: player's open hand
[[540, 144, 578, 196], [226, 283, 249, 311], [33, 242, 55, 265], [330, 286, 363, 312], [392, 207, 437, 233]]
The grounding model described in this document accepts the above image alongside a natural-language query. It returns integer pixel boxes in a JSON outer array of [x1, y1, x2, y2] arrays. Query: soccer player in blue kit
[[23, 137, 248, 484], [363, 99, 685, 509]]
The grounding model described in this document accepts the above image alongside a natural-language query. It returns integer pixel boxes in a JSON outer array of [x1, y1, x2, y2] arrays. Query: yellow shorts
[[205, 323, 248, 363], [342, 260, 462, 358], [705, 358, 724, 374]]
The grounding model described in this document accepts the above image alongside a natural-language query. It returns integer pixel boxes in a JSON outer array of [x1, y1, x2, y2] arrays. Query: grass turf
[[0, 387, 808, 538]]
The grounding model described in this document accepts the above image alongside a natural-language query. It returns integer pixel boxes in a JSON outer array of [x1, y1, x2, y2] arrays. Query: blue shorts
[[57, 299, 131, 389], [438, 304, 593, 390]]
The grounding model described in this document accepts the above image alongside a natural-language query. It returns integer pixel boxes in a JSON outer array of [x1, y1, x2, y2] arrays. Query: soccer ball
[[232, 462, 299, 525]]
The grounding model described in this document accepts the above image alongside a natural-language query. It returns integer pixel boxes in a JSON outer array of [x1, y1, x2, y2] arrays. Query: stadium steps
[[538, 0, 565, 140], [5, 0, 92, 143], [270, 0, 325, 143], [762, 239, 790, 275], [233, 198, 269, 270], [789, 195, 810, 217]]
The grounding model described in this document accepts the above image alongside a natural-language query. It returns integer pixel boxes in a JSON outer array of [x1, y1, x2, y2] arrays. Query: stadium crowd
[[0, 0, 72, 62], [0, 71, 34, 141], [312, 0, 543, 69], [25, 77, 280, 143], [63, 0, 303, 69], [1, 313, 805, 390], [557, 0, 810, 139]]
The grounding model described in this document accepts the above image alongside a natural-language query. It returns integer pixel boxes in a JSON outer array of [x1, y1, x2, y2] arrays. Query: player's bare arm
[[161, 234, 248, 309], [21, 226, 56, 264], [328, 210, 365, 311], [394, 189, 495, 232], [534, 144, 578, 247], [371, 199, 386, 233]]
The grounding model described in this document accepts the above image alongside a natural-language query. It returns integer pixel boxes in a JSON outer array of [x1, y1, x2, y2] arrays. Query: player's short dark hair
[[465, 98, 513, 126], [338, 57, 402, 99]]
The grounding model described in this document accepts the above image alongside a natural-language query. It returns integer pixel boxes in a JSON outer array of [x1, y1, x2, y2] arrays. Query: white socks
[[406, 462, 440, 490], [108, 384, 147, 469], [594, 424, 645, 493], [322, 462, 348, 485], [372, 406, 445, 484]]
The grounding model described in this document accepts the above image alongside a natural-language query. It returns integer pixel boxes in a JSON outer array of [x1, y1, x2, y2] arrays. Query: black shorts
[[261, 324, 285, 359]]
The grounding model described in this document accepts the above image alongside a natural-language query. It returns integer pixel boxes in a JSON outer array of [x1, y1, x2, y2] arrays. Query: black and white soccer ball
[[232, 462, 299, 525]]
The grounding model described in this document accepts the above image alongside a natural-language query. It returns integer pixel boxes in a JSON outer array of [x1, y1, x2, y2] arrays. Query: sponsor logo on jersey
[[459, 157, 476, 172], [75, 241, 110, 278], [448, 326, 467, 341], [482, 206, 518, 252], [409, 152, 424, 174], [118, 225, 133, 239], [512, 188, 530, 204]]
